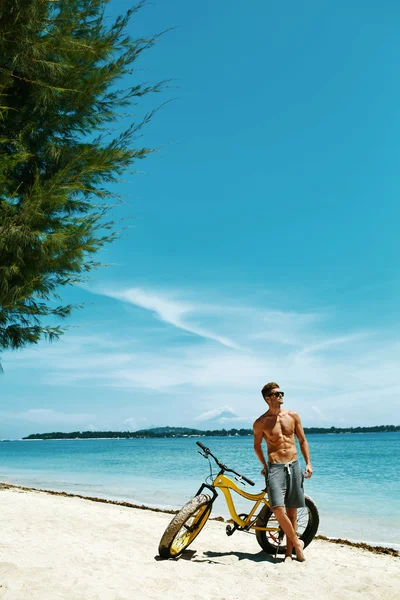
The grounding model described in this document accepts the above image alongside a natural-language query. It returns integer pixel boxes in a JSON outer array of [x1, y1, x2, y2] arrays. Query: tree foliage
[[0, 0, 163, 362]]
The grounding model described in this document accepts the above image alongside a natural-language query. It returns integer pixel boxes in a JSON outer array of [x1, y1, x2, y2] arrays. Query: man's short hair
[[261, 382, 280, 399]]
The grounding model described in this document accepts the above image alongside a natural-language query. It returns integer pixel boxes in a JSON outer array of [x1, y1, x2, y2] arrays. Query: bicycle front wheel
[[158, 494, 212, 559], [255, 495, 319, 555]]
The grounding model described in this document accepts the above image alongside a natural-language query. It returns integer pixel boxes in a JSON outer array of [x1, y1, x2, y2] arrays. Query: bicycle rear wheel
[[255, 495, 319, 555], [158, 494, 212, 559]]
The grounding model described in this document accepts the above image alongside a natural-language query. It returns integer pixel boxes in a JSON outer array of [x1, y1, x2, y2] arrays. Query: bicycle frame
[[196, 473, 279, 533]]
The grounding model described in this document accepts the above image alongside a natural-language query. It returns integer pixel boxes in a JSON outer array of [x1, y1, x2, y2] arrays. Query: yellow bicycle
[[158, 441, 319, 559]]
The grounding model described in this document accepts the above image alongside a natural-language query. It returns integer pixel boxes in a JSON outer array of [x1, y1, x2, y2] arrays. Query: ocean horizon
[[0, 432, 399, 550]]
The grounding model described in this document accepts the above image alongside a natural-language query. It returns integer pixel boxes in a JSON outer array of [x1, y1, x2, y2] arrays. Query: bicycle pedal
[[226, 525, 234, 536]]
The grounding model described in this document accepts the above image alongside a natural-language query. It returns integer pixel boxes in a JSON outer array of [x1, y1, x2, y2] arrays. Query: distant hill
[[21, 424, 400, 440]]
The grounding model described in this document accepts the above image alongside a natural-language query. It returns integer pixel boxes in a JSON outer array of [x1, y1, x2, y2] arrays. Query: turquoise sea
[[0, 433, 399, 549]]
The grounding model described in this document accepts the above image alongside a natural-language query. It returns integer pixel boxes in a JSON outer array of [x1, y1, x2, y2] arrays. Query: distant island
[[22, 425, 400, 440]]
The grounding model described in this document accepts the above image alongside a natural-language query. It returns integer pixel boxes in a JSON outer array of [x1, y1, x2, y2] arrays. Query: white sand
[[0, 487, 398, 600]]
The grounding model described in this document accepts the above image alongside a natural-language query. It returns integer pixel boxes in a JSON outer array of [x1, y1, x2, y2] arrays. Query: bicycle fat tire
[[158, 494, 212, 559], [255, 495, 319, 555]]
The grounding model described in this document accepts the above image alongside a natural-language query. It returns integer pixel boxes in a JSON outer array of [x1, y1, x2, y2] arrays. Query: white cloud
[[194, 406, 238, 422], [98, 287, 241, 349], [0, 409, 93, 425], [311, 405, 328, 420], [3, 285, 400, 428], [295, 333, 371, 358], [250, 309, 321, 347]]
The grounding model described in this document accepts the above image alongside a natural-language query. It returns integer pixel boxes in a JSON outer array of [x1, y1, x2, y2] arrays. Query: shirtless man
[[253, 382, 313, 562]]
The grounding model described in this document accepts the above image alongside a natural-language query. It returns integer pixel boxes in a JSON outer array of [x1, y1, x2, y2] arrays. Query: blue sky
[[1, 0, 400, 437]]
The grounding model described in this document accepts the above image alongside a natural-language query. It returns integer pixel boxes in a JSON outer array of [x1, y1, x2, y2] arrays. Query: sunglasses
[[268, 391, 284, 398]]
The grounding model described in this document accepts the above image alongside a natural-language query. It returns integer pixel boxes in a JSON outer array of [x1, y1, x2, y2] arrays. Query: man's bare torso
[[255, 409, 298, 463]]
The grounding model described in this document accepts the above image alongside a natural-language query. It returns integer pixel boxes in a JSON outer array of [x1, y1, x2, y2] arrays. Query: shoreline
[[1, 480, 398, 558]]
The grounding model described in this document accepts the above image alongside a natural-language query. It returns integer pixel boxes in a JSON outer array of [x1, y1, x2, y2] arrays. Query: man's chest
[[264, 416, 295, 438]]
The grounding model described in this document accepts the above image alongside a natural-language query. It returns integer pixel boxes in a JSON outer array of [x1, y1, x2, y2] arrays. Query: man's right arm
[[253, 420, 267, 476]]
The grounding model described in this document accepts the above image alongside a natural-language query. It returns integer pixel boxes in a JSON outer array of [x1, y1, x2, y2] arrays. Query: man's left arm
[[293, 412, 313, 478]]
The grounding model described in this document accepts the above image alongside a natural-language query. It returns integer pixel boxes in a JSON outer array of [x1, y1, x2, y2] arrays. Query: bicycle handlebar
[[196, 441, 255, 486]]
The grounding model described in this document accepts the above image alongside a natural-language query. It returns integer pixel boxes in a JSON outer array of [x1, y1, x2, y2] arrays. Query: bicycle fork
[[195, 482, 219, 503]]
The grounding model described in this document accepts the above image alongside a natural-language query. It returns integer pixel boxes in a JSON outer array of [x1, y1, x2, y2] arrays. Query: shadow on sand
[[155, 549, 282, 564]]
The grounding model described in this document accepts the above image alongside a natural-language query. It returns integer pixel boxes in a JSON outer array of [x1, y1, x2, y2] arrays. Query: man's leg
[[285, 508, 297, 559], [272, 506, 305, 561]]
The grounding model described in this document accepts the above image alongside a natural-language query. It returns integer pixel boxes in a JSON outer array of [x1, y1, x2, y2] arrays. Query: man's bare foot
[[295, 540, 305, 562]]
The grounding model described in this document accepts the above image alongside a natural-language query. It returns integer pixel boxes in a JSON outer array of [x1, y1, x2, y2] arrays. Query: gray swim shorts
[[266, 460, 305, 509]]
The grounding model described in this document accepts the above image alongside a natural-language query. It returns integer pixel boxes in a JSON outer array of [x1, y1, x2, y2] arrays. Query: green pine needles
[[0, 0, 164, 363]]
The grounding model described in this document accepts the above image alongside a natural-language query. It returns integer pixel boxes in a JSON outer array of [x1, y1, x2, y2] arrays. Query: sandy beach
[[0, 485, 398, 600]]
